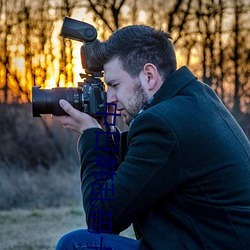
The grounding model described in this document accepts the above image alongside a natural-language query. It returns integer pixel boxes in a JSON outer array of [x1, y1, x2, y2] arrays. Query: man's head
[[91, 25, 177, 125]]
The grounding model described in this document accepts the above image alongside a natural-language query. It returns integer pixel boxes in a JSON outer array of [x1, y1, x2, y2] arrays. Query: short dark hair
[[91, 25, 177, 80]]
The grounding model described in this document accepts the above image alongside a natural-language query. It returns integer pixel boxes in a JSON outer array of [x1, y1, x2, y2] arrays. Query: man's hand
[[52, 99, 101, 134]]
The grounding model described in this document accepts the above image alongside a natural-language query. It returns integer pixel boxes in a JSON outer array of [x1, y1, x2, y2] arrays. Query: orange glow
[[176, 51, 186, 68], [2, 11, 101, 104], [138, 11, 147, 23]]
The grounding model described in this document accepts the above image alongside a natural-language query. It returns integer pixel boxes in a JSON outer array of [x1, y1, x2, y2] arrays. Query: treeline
[[0, 0, 249, 115], [0, 0, 249, 209]]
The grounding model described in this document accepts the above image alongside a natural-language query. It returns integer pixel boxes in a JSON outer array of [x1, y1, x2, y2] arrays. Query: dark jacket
[[78, 66, 250, 249]]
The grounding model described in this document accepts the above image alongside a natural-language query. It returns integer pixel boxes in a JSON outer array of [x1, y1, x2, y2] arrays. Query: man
[[53, 25, 250, 249]]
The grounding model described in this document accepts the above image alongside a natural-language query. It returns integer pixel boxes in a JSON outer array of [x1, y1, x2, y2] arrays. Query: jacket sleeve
[[78, 111, 187, 234]]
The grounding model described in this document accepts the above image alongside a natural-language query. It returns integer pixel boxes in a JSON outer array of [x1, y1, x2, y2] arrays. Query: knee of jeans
[[56, 231, 81, 250], [55, 229, 89, 250], [56, 233, 69, 250]]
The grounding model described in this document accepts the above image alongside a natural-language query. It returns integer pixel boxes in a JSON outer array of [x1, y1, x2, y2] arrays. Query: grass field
[[0, 206, 135, 250]]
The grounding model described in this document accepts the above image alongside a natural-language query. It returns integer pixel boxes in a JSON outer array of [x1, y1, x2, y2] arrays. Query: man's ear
[[143, 63, 159, 91]]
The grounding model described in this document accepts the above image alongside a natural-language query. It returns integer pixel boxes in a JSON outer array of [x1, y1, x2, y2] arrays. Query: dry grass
[[0, 103, 134, 249], [0, 163, 82, 210], [0, 206, 135, 250], [0, 103, 128, 210], [0, 207, 83, 250]]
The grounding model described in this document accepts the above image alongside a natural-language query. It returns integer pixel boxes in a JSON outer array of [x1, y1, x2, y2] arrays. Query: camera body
[[32, 81, 106, 117], [32, 17, 106, 117]]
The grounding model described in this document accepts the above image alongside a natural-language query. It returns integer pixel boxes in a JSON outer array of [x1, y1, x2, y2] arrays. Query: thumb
[[59, 99, 72, 114], [59, 99, 88, 121]]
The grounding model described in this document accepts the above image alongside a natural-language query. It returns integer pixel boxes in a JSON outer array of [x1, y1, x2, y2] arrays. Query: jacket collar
[[150, 66, 197, 107]]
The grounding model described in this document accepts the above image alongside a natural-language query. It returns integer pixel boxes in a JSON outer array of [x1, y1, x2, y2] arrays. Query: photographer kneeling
[[53, 24, 250, 250]]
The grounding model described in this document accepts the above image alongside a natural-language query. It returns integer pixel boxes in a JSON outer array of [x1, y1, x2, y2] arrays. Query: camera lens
[[32, 86, 82, 117]]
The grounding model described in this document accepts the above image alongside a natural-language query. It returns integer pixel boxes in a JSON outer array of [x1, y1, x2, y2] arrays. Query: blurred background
[[0, 0, 249, 211]]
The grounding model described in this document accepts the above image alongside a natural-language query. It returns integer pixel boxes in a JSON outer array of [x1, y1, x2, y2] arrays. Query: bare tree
[[84, 0, 126, 34], [55, 0, 78, 87], [169, 0, 249, 114], [0, 0, 31, 102], [0, 0, 9, 102], [230, 0, 249, 116]]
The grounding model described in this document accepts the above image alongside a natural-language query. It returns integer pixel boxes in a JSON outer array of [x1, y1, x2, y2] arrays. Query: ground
[[0, 207, 135, 250]]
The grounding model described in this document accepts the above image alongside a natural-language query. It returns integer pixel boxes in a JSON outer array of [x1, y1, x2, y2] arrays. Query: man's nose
[[107, 89, 117, 103]]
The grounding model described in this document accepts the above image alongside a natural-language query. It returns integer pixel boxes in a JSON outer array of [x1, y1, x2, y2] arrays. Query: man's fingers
[[59, 99, 85, 121], [52, 114, 70, 126], [52, 99, 102, 133], [59, 99, 74, 115]]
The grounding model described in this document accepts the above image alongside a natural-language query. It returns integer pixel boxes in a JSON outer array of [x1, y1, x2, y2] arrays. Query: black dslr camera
[[32, 17, 106, 117]]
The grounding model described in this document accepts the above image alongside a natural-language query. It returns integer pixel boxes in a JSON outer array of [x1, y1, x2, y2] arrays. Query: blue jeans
[[56, 229, 140, 250]]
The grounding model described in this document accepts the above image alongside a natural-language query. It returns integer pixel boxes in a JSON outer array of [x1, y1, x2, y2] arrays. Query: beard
[[121, 80, 150, 125]]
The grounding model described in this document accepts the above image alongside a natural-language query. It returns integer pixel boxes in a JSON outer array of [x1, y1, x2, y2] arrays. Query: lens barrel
[[32, 86, 82, 117]]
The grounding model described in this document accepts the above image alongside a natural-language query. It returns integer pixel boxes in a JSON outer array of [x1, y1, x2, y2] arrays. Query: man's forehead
[[104, 58, 123, 82], [104, 57, 122, 71]]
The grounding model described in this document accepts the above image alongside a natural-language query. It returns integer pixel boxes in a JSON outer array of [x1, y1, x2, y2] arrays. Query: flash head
[[60, 17, 97, 42], [59, 17, 103, 73]]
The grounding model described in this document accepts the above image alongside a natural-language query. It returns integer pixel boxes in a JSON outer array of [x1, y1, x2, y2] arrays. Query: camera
[[32, 17, 106, 117]]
